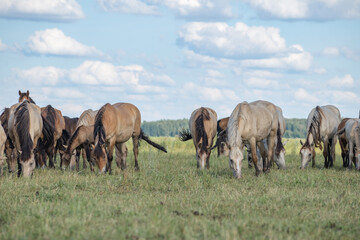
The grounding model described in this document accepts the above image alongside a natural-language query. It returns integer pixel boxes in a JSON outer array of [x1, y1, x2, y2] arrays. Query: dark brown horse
[[18, 90, 36, 104], [215, 117, 229, 156], [180, 107, 217, 169], [93, 103, 167, 173], [36, 105, 65, 168]]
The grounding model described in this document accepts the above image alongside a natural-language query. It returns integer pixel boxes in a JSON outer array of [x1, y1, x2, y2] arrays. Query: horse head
[[18, 90, 30, 103], [299, 139, 314, 169]]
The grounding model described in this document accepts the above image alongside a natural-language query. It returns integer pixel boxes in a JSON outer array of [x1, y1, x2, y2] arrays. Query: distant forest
[[142, 118, 307, 138]]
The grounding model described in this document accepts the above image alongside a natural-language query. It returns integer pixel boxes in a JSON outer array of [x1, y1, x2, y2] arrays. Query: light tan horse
[[300, 105, 341, 169], [93, 103, 167, 173], [36, 105, 65, 168], [8, 101, 43, 177], [227, 100, 280, 178], [0, 124, 6, 175], [337, 118, 360, 170], [0, 108, 17, 173], [180, 107, 217, 169]]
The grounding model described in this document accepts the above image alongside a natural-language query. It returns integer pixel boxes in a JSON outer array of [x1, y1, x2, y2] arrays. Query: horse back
[[320, 105, 341, 137], [77, 109, 98, 127], [28, 103, 43, 140], [217, 117, 229, 133], [112, 103, 141, 141]]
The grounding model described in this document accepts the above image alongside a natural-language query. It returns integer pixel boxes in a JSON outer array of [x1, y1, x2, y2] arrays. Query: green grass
[[0, 138, 359, 240]]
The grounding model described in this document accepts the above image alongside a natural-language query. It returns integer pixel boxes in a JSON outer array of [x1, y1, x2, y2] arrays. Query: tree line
[[142, 118, 307, 138]]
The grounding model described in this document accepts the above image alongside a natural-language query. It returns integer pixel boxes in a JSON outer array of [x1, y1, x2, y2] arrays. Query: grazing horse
[[93, 103, 167, 173], [0, 124, 6, 175], [18, 90, 36, 104], [60, 125, 95, 172], [216, 117, 230, 156], [180, 107, 217, 169], [300, 105, 341, 169], [227, 100, 280, 178], [337, 119, 360, 170], [337, 118, 351, 167], [56, 116, 78, 167], [0, 108, 17, 173], [36, 105, 65, 168], [8, 101, 43, 177]]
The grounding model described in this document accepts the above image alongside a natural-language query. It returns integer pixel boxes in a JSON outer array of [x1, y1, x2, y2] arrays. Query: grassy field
[[0, 138, 359, 239]]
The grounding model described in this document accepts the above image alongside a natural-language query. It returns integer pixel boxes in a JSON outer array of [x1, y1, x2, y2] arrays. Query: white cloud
[[0, 39, 7, 51], [294, 88, 319, 102], [98, 0, 234, 18], [322, 47, 339, 56], [183, 82, 239, 102], [245, 77, 279, 88], [26, 28, 103, 57], [328, 74, 354, 88], [0, 0, 84, 21], [97, 0, 158, 15], [14, 61, 174, 95], [14, 66, 66, 85], [242, 0, 360, 20], [178, 22, 287, 59]]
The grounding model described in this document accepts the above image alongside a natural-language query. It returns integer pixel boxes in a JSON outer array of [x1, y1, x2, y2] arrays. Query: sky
[[0, 0, 359, 121]]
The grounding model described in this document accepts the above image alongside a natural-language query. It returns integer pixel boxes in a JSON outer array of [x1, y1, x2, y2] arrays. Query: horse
[[337, 118, 351, 167], [8, 101, 43, 177], [216, 117, 230, 156], [337, 118, 360, 170], [0, 108, 18, 173], [93, 103, 167, 173], [0, 124, 6, 175], [35, 105, 65, 168], [299, 105, 341, 169], [18, 90, 36, 104], [56, 116, 78, 168], [179, 107, 217, 169], [61, 109, 98, 171], [60, 125, 95, 172], [227, 100, 280, 178]]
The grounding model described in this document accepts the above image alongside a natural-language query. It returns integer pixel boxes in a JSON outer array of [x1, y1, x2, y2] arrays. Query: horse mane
[[41, 105, 56, 149], [275, 122, 284, 155], [305, 106, 323, 150], [195, 107, 210, 154], [15, 101, 33, 161], [227, 103, 247, 148], [93, 104, 108, 158], [0, 108, 9, 134]]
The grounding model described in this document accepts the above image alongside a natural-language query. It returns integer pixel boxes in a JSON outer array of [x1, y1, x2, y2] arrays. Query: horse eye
[[308, 153, 311, 157]]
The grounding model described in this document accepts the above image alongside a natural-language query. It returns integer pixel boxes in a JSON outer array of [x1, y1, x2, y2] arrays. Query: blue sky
[[0, 0, 359, 121]]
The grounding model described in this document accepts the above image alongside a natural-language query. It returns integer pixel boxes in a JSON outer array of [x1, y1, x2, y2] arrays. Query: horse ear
[[300, 140, 304, 146], [283, 140, 288, 146], [26, 90, 29, 97], [18, 90, 21, 96]]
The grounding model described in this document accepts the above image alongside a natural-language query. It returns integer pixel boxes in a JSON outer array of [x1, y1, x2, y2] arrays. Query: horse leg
[[75, 147, 81, 172], [266, 132, 276, 173], [323, 139, 329, 168], [81, 146, 87, 169], [84, 144, 94, 172], [257, 141, 266, 172], [249, 139, 261, 176], [106, 140, 116, 175], [312, 147, 316, 168], [132, 136, 140, 171], [348, 141, 354, 169], [330, 136, 337, 168], [115, 143, 127, 170]]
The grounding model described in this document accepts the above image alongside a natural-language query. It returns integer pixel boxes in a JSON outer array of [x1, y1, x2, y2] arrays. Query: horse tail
[[179, 128, 192, 141], [275, 122, 284, 155], [41, 105, 56, 149], [139, 129, 167, 153], [217, 119, 222, 133], [14, 101, 33, 161], [93, 104, 108, 158], [195, 107, 210, 154]]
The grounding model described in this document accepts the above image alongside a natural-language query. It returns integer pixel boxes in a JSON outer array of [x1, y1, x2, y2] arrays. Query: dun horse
[[227, 100, 280, 178], [216, 117, 229, 156], [0, 124, 6, 175], [56, 116, 78, 168], [180, 107, 217, 169], [337, 118, 351, 167], [337, 119, 360, 170], [0, 108, 17, 173], [18, 90, 36, 104], [300, 105, 341, 169], [8, 101, 43, 177], [93, 103, 167, 173]]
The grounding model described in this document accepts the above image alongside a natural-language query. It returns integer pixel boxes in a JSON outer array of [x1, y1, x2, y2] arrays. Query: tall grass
[[0, 138, 359, 239]]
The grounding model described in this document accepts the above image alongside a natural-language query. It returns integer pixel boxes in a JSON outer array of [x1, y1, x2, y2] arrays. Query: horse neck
[[305, 132, 314, 146]]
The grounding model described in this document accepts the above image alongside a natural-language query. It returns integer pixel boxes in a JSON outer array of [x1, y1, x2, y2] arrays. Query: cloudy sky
[[0, 0, 359, 121]]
